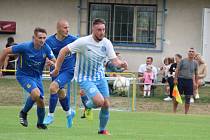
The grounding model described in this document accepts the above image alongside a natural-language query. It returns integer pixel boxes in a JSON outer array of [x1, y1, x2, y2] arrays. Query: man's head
[[33, 27, 47, 48], [92, 18, 106, 42], [57, 19, 69, 38], [146, 57, 153, 65], [188, 48, 196, 60]]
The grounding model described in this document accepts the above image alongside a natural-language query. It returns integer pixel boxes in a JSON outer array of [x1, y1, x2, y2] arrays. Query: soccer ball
[[113, 76, 130, 96]]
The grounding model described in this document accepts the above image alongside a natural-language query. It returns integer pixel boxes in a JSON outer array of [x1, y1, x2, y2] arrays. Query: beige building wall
[[0, 0, 210, 72], [0, 0, 79, 50]]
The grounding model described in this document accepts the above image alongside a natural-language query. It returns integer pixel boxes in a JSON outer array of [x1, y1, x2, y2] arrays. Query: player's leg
[[184, 79, 193, 114], [17, 76, 36, 127], [97, 78, 111, 135], [80, 89, 93, 119]]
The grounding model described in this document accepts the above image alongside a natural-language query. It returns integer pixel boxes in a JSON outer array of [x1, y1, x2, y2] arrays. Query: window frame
[[88, 3, 158, 49]]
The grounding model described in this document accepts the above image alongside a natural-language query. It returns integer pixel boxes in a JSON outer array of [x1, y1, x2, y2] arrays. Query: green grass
[[0, 106, 210, 140]]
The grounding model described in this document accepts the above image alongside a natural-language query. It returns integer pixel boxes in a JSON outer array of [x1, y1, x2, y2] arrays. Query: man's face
[[34, 32, 47, 47], [92, 23, 105, 41], [188, 49, 195, 59], [57, 21, 69, 37], [146, 58, 152, 65]]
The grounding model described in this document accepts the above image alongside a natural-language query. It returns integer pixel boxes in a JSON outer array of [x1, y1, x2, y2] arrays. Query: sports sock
[[81, 94, 88, 108], [37, 107, 45, 124], [49, 94, 58, 113], [99, 108, 109, 131], [59, 96, 69, 111], [22, 96, 35, 113]]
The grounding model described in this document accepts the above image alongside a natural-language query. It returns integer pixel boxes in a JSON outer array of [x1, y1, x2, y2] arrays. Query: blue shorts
[[79, 78, 109, 98], [16, 75, 44, 98], [52, 70, 74, 89], [177, 78, 193, 96]]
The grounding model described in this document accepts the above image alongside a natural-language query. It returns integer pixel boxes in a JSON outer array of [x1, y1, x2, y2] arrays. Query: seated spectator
[[163, 54, 182, 101], [143, 65, 154, 97], [105, 52, 128, 94], [2, 37, 18, 76], [138, 56, 158, 82], [138, 57, 158, 95], [193, 53, 207, 99]]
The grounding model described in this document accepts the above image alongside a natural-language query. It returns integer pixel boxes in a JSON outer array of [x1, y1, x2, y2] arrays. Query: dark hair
[[6, 37, 15, 47], [175, 54, 182, 59], [92, 18, 106, 26], [34, 27, 47, 35], [147, 56, 153, 62]]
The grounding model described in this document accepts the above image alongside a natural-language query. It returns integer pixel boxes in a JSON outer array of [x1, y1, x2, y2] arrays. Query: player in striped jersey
[[51, 18, 127, 135]]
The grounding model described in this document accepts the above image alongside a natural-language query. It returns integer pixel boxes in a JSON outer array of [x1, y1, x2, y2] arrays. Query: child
[[143, 65, 154, 97]]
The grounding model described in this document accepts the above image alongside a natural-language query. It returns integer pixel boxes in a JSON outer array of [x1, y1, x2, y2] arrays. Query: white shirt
[[138, 64, 158, 81], [67, 35, 116, 82]]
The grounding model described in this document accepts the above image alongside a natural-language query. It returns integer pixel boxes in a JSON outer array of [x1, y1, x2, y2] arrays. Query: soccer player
[[51, 18, 128, 135], [0, 27, 56, 129], [43, 19, 77, 128]]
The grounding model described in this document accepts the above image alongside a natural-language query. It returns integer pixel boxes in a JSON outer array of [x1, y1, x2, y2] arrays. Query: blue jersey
[[12, 41, 55, 77], [46, 34, 77, 72]]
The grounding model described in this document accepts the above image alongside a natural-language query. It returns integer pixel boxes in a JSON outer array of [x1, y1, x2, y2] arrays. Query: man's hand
[[50, 68, 59, 77], [121, 61, 128, 70]]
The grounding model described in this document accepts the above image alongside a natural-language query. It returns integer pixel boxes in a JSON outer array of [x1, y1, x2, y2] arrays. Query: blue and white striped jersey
[[67, 35, 116, 82]]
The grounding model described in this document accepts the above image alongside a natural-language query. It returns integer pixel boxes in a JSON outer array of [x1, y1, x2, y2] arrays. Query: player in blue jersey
[[0, 27, 56, 129], [43, 19, 77, 128], [51, 18, 128, 135]]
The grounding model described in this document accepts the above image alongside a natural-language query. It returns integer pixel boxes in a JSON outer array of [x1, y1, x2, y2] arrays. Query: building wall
[[0, 0, 210, 72], [0, 0, 79, 50]]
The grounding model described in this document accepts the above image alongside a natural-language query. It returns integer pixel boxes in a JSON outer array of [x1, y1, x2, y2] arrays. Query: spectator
[[138, 56, 158, 82], [105, 52, 127, 94], [138, 57, 158, 95], [143, 65, 154, 97], [2, 37, 18, 76], [173, 48, 198, 114], [163, 54, 182, 101], [193, 53, 207, 99]]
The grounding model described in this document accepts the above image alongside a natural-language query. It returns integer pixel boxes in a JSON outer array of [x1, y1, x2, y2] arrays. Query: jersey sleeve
[[45, 44, 55, 60], [11, 43, 26, 54], [66, 38, 84, 53], [106, 39, 117, 60]]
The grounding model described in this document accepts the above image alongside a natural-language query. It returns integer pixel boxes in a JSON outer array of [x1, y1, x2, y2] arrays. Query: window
[[89, 3, 157, 48]]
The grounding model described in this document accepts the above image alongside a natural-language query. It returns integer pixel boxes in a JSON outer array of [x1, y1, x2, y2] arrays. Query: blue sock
[[37, 107, 45, 124], [59, 96, 69, 111], [81, 95, 88, 108], [99, 108, 109, 131], [86, 99, 97, 109], [22, 96, 35, 113], [49, 94, 58, 113]]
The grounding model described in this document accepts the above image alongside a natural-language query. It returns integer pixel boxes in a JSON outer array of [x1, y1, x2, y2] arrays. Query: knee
[[103, 99, 110, 108], [94, 98, 105, 107], [185, 95, 191, 104], [49, 81, 59, 93], [58, 89, 66, 99]]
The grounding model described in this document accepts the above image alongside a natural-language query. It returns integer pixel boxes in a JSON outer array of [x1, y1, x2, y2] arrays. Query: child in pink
[[143, 65, 154, 97]]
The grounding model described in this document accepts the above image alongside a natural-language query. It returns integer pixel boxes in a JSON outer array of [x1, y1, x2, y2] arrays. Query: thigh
[[79, 80, 100, 98], [54, 71, 74, 89], [184, 79, 193, 96], [96, 78, 110, 98], [16, 76, 44, 98]]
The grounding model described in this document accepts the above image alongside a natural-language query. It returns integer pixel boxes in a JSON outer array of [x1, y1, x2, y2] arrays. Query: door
[[202, 8, 210, 82]]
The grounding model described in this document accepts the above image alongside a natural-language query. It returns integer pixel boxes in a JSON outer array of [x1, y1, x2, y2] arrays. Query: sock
[[59, 96, 69, 111], [143, 91, 146, 96], [49, 94, 58, 113], [86, 99, 97, 109], [37, 107, 45, 124], [22, 96, 35, 113], [148, 91, 151, 96], [81, 94, 88, 108], [99, 108, 109, 131]]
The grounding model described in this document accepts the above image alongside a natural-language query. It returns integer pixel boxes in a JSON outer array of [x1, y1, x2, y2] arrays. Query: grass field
[[0, 106, 210, 140]]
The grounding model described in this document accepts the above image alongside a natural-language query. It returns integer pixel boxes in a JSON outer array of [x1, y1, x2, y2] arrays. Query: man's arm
[[111, 57, 128, 70], [0, 47, 13, 69], [50, 46, 71, 77]]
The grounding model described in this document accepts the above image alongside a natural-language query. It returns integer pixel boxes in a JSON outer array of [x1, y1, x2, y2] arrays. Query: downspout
[[77, 0, 82, 37], [160, 0, 167, 52]]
